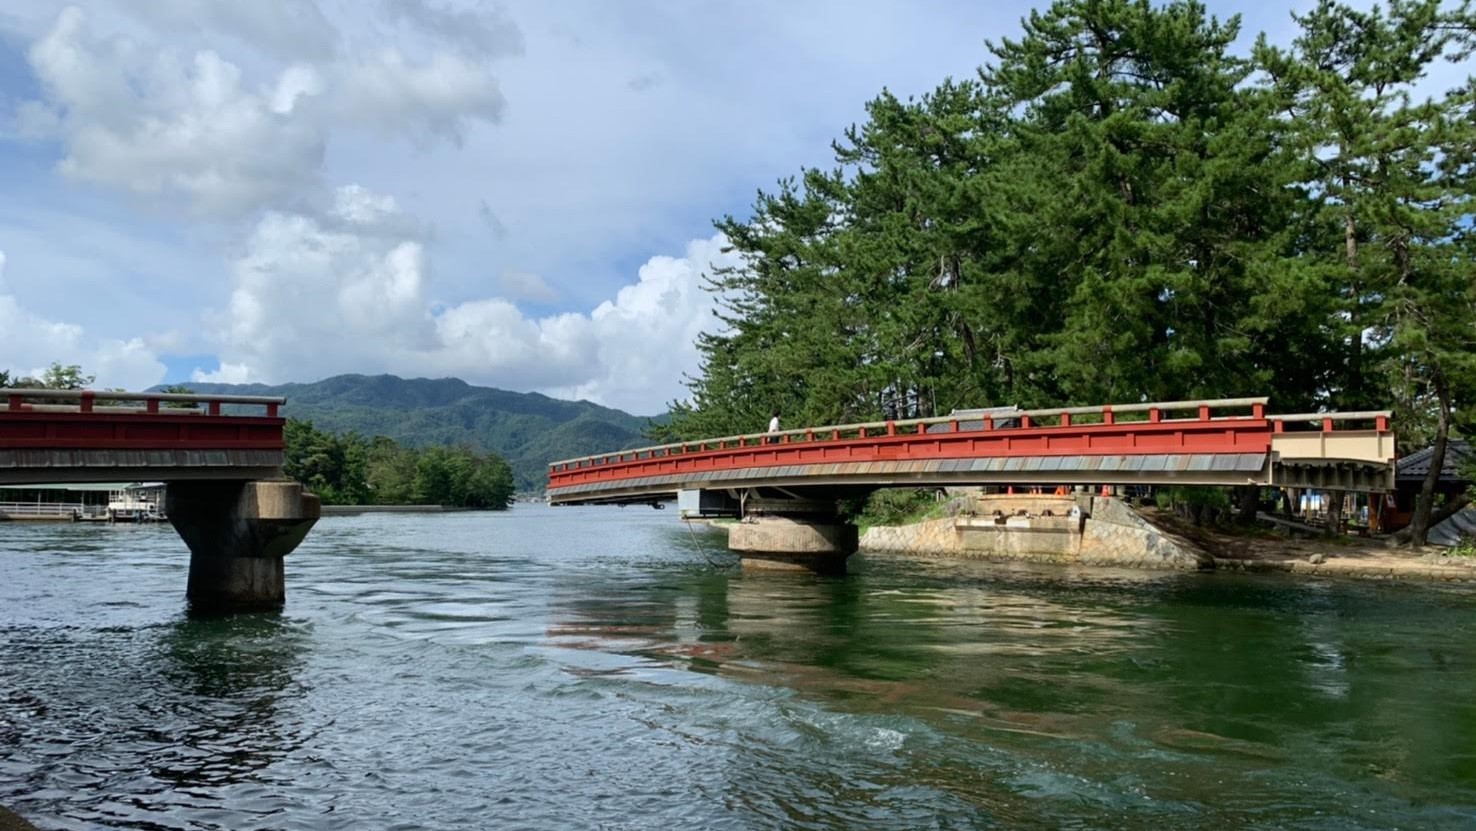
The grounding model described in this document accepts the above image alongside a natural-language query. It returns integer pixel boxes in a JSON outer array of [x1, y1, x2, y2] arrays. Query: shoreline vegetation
[[282, 419, 515, 510]]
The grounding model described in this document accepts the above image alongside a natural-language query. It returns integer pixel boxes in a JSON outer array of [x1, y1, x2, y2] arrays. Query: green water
[[3, 505, 1475, 829]]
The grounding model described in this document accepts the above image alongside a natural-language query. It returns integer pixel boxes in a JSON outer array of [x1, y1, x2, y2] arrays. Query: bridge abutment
[[728, 516, 858, 575], [167, 480, 321, 614]]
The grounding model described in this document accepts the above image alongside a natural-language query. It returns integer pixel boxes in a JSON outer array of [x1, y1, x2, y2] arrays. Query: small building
[[1383, 441, 1472, 541]]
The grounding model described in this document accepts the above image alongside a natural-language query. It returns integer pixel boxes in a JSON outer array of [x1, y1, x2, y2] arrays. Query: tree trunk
[[1234, 485, 1258, 525], [1388, 494, 1470, 547], [1325, 490, 1344, 536], [1409, 379, 1452, 547]]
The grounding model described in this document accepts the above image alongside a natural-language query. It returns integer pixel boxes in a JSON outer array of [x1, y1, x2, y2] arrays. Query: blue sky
[[0, 1, 1329, 413]]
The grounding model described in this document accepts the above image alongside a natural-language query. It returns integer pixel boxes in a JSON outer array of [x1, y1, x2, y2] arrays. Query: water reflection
[[543, 556, 1476, 827]]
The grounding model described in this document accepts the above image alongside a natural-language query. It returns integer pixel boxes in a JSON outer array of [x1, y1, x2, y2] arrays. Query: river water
[[3, 505, 1475, 830]]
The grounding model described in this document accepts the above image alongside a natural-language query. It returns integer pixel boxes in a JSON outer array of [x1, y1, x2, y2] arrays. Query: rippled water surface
[[4, 506, 1476, 829]]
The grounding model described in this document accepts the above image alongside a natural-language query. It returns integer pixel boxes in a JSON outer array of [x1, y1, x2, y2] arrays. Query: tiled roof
[[1396, 440, 1472, 483]]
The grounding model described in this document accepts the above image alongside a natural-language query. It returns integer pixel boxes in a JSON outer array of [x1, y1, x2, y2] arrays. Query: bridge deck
[[547, 399, 1395, 504], [0, 389, 287, 485]]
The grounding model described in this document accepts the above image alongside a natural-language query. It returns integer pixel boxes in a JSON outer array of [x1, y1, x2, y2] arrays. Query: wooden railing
[[4, 389, 284, 418], [547, 398, 1396, 493]]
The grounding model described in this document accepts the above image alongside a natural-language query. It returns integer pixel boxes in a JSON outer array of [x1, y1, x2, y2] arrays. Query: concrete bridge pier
[[167, 480, 321, 614], [726, 495, 858, 574]]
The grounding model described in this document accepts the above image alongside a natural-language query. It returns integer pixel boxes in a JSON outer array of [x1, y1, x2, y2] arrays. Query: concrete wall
[[860, 495, 1210, 570]]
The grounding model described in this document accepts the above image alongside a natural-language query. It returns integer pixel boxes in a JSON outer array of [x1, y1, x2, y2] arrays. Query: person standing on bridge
[[767, 410, 780, 443]]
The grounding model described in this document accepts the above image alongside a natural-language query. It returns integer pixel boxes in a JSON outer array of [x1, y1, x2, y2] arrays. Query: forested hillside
[[658, 0, 1476, 544], [183, 374, 658, 490]]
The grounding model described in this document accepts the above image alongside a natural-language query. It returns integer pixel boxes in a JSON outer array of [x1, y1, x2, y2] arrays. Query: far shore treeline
[[282, 420, 516, 509], [0, 366, 515, 510], [652, 0, 1476, 546]]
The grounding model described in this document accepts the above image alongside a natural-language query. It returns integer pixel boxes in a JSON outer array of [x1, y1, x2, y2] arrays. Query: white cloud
[[115, 0, 340, 62], [0, 249, 167, 389], [196, 187, 734, 413], [23, 7, 325, 218], [197, 186, 438, 382], [537, 235, 736, 412], [330, 49, 506, 147], [382, 0, 523, 60], [17, 5, 508, 218]]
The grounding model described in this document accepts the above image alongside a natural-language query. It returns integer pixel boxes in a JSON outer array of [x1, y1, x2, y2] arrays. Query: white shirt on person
[[768, 416, 780, 433]]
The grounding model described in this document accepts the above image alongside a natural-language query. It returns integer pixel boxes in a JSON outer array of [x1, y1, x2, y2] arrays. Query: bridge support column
[[728, 516, 857, 575], [167, 480, 321, 614]]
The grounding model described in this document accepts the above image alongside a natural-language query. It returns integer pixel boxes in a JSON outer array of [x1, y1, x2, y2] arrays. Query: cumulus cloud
[[196, 187, 734, 413], [115, 0, 340, 62], [22, 7, 325, 217], [0, 249, 167, 389], [17, 5, 507, 218], [194, 186, 438, 382], [331, 49, 506, 146], [535, 235, 736, 413], [382, 0, 524, 60]]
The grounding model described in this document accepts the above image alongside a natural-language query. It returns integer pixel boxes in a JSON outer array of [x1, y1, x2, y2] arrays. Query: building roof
[[1396, 440, 1472, 483]]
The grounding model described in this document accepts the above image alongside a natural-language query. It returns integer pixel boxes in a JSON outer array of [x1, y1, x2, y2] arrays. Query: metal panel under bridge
[[546, 399, 1396, 505]]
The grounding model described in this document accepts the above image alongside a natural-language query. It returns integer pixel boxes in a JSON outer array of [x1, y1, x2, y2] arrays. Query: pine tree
[[1263, 0, 1475, 543]]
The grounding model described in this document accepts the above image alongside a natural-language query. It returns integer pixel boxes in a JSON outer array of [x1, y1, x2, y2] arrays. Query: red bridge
[[1, 388, 287, 484], [1, 388, 319, 613], [547, 398, 1396, 506], [548, 398, 1395, 573]]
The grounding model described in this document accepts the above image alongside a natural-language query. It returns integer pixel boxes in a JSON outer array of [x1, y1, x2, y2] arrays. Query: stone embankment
[[862, 494, 1476, 582], [862, 494, 1211, 570]]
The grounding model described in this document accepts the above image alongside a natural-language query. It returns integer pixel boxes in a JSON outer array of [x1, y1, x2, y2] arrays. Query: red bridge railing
[[0, 389, 286, 451], [547, 398, 1393, 492]]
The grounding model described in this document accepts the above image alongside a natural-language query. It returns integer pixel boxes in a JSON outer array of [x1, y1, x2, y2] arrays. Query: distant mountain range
[[177, 374, 664, 491]]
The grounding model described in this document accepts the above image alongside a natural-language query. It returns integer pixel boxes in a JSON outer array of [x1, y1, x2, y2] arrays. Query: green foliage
[[1450, 537, 1476, 558], [0, 362, 95, 390], [40, 362, 94, 390], [1154, 487, 1231, 511], [852, 488, 943, 531], [158, 384, 199, 409], [662, 0, 1476, 458], [284, 419, 514, 508]]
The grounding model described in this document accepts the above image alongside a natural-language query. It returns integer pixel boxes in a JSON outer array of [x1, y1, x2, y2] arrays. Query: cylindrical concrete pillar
[[727, 516, 858, 575]]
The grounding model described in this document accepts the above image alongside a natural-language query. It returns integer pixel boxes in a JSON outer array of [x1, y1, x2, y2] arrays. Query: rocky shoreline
[[0, 806, 38, 831]]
